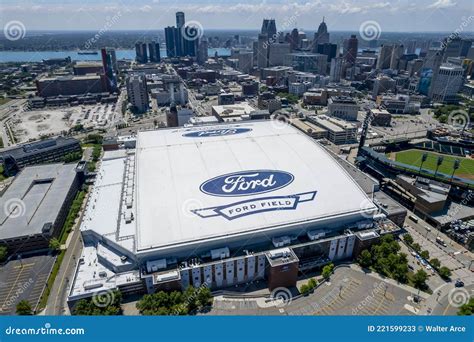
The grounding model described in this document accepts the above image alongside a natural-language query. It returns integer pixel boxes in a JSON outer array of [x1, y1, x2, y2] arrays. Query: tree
[[403, 234, 414, 246], [0, 246, 7, 262], [412, 243, 421, 253], [458, 298, 474, 316], [49, 238, 61, 252], [358, 249, 372, 268], [412, 270, 428, 289], [322, 263, 334, 280], [420, 250, 430, 260], [438, 266, 452, 280], [308, 278, 318, 290], [429, 258, 441, 270], [16, 300, 32, 315], [73, 290, 122, 315], [196, 287, 212, 308], [300, 284, 310, 295]]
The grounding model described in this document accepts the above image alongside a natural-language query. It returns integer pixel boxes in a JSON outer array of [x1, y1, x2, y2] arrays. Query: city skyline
[[1, 0, 473, 32]]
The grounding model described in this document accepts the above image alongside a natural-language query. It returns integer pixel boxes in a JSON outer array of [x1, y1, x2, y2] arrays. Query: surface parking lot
[[209, 267, 417, 316], [0, 254, 55, 315]]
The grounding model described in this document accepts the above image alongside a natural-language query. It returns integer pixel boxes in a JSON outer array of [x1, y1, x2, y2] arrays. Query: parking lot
[[209, 266, 418, 316], [0, 254, 55, 315]]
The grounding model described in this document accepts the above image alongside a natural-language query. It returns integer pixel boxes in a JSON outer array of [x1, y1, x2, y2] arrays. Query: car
[[425, 226, 432, 232], [455, 279, 465, 288]]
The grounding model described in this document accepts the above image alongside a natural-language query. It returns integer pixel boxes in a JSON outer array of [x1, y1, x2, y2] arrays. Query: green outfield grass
[[393, 149, 474, 180]]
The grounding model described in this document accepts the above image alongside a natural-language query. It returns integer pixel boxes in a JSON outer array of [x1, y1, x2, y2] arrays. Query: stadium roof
[[0, 163, 77, 240], [134, 121, 376, 254]]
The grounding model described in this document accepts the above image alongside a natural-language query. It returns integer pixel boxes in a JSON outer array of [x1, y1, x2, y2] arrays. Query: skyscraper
[[197, 37, 209, 64], [261, 19, 277, 38], [175, 11, 185, 56], [313, 18, 329, 52], [289, 28, 299, 51], [126, 73, 149, 113], [330, 57, 344, 82], [148, 41, 161, 63], [165, 26, 178, 58], [101, 48, 117, 92], [390, 44, 404, 70], [377, 44, 393, 69], [344, 35, 358, 65], [135, 42, 148, 63]]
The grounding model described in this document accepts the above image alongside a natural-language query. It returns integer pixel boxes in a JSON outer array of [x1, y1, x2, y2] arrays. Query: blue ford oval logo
[[183, 128, 252, 138], [200, 170, 294, 197]]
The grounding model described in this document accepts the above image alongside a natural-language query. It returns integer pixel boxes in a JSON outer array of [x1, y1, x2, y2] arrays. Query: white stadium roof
[[134, 121, 376, 255]]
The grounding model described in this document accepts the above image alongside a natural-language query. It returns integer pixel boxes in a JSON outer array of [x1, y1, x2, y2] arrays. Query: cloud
[[428, 0, 457, 9]]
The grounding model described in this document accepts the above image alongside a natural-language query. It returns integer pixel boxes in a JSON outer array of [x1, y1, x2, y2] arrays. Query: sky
[[0, 0, 473, 33]]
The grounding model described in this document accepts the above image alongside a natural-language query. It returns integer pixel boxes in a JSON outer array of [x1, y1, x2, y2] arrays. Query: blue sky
[[1, 0, 473, 32]]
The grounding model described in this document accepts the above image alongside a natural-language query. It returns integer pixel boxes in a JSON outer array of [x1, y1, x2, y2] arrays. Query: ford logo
[[200, 170, 294, 197], [183, 128, 252, 138]]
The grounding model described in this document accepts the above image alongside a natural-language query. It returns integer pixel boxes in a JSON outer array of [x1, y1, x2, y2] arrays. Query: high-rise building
[[268, 43, 291, 66], [344, 35, 358, 65], [390, 44, 404, 70], [317, 43, 337, 62], [442, 36, 472, 60], [330, 57, 344, 82], [406, 40, 417, 54], [261, 19, 277, 38], [429, 63, 464, 103], [312, 18, 329, 52], [423, 48, 443, 71], [197, 37, 209, 64], [165, 26, 178, 58], [377, 44, 393, 69], [126, 74, 149, 113], [148, 41, 161, 63], [101, 48, 118, 92], [135, 42, 148, 63], [289, 28, 299, 51], [176, 11, 185, 56]]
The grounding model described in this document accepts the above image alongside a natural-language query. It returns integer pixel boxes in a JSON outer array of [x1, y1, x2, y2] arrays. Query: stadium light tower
[[434, 156, 444, 177], [419, 152, 428, 174], [451, 159, 460, 183]]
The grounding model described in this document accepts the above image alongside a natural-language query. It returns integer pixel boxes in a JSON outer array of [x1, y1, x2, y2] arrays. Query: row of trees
[[403, 234, 452, 280], [136, 286, 212, 315], [73, 290, 122, 315], [299, 278, 318, 295]]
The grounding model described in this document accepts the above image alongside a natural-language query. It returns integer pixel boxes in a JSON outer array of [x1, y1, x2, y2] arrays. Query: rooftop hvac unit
[[272, 236, 291, 248]]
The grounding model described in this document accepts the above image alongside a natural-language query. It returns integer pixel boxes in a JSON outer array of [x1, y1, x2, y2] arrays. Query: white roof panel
[[134, 121, 376, 252]]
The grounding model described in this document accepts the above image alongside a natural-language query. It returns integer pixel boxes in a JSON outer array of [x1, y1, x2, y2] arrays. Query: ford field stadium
[[68, 121, 395, 305]]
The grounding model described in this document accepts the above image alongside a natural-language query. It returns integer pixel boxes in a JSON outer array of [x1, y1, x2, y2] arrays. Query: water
[[0, 48, 231, 63]]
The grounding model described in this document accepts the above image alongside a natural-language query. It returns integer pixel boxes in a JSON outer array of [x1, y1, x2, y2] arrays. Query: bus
[[409, 215, 419, 223]]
